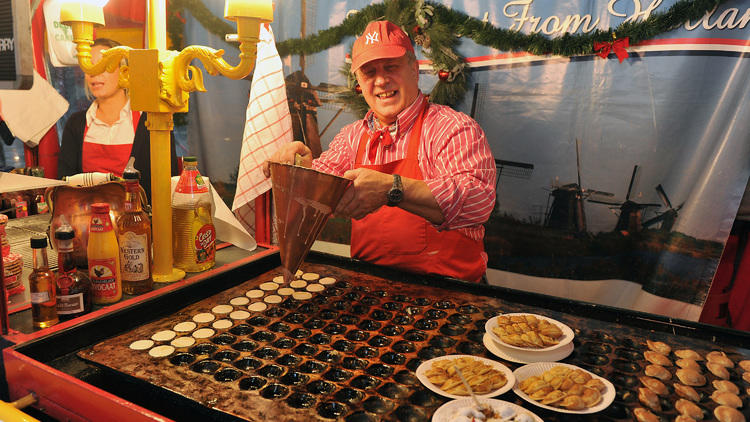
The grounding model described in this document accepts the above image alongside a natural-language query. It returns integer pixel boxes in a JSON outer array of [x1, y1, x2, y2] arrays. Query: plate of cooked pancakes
[[416, 355, 515, 400], [512, 362, 615, 414], [485, 313, 574, 353]]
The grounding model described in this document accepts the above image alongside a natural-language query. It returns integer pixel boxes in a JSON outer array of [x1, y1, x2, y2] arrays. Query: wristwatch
[[386, 174, 404, 207]]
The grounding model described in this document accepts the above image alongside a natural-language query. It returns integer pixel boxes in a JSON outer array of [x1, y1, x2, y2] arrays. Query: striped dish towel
[[232, 24, 292, 239]]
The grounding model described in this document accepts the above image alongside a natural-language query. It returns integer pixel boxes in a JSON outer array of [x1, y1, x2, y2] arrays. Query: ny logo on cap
[[365, 31, 379, 45]]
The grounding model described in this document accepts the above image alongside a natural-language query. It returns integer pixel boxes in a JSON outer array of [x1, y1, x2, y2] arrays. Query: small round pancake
[[306, 283, 324, 293], [170, 336, 196, 348], [247, 302, 268, 312], [295, 270, 303, 278], [129, 339, 154, 351], [230, 297, 250, 306], [319, 277, 336, 285], [246, 289, 264, 299], [192, 328, 215, 339], [260, 282, 279, 291], [290, 280, 307, 289], [292, 291, 313, 300], [173, 321, 197, 332], [151, 330, 176, 342], [212, 319, 233, 330], [301, 272, 320, 281], [277, 287, 295, 296], [148, 345, 175, 358], [273, 275, 285, 284], [212, 304, 233, 314], [230, 310, 251, 320], [264, 294, 282, 304], [192, 313, 215, 323]]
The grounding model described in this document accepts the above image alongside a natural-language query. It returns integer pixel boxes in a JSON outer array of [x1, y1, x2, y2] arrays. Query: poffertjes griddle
[[77, 262, 750, 422]]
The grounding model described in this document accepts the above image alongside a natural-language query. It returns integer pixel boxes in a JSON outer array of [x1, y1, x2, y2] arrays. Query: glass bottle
[[172, 156, 216, 272], [29, 235, 58, 328], [55, 224, 92, 320], [87, 203, 122, 304], [117, 165, 153, 294]]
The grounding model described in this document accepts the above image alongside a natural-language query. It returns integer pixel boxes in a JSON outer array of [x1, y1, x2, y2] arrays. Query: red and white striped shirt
[[313, 93, 496, 241]]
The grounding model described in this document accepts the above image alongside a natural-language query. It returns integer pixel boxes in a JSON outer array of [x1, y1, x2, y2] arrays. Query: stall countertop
[[2, 213, 274, 345]]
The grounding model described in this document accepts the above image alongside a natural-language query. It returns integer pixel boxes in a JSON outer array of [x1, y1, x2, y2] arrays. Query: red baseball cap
[[350, 21, 414, 73]]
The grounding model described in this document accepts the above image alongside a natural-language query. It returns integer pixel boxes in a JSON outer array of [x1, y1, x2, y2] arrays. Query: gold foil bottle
[[172, 156, 216, 272], [29, 235, 58, 328], [87, 203, 122, 304], [55, 223, 92, 320], [117, 161, 153, 294]]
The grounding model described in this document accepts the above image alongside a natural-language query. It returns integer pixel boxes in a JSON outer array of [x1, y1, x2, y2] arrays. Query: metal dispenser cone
[[270, 162, 351, 281]]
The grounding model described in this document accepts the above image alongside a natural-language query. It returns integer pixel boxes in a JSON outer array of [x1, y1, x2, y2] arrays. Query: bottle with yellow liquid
[[172, 156, 216, 272], [87, 203, 122, 304], [29, 235, 58, 328], [117, 160, 153, 295]]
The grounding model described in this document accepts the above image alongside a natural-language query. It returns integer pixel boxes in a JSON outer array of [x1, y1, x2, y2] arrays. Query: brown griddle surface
[[77, 263, 750, 421]]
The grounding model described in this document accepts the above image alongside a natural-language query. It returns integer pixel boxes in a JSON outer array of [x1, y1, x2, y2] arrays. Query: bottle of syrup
[[55, 222, 92, 319], [29, 235, 58, 328], [87, 203, 122, 304], [117, 159, 153, 294], [172, 156, 216, 272]]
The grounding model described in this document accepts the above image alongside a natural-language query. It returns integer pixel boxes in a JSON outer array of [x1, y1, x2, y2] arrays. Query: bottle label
[[195, 224, 216, 264], [89, 258, 118, 298], [57, 271, 75, 292], [57, 293, 84, 315], [120, 231, 150, 281], [36, 200, 49, 214], [175, 170, 209, 194], [90, 213, 114, 233], [15, 201, 28, 218], [30, 291, 51, 304]]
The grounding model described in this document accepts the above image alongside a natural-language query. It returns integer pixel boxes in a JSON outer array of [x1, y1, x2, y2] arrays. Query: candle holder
[[61, 0, 272, 282]]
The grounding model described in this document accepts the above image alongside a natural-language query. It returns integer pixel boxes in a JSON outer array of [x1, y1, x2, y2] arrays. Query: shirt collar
[[85, 99, 132, 127], [364, 92, 426, 139]]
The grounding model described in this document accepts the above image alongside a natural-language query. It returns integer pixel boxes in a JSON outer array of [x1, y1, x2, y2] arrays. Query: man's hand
[[262, 141, 313, 177], [335, 168, 392, 220], [336, 168, 446, 225]]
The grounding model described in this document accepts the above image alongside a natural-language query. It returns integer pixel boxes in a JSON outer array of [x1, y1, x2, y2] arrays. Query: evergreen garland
[[167, 0, 729, 115], [167, 0, 236, 50]]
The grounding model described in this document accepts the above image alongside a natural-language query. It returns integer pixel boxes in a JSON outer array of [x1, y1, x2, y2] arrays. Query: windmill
[[642, 184, 683, 231], [588, 165, 661, 233], [544, 139, 614, 233]]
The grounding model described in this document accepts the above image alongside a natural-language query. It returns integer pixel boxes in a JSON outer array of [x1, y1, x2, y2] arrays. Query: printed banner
[[187, 0, 750, 320]]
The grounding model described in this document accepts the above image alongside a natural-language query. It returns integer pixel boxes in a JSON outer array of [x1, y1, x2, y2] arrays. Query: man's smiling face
[[355, 54, 420, 126]]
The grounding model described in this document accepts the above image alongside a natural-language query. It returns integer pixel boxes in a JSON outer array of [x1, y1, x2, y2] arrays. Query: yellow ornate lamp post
[[60, 0, 272, 282]]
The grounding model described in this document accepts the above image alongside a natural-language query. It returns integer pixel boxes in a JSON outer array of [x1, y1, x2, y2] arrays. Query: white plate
[[484, 333, 574, 364], [512, 362, 615, 414], [485, 313, 574, 353], [416, 355, 515, 400], [431, 398, 543, 422]]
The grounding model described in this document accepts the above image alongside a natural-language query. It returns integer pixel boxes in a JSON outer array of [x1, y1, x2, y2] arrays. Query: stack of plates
[[2, 252, 23, 294], [431, 398, 543, 422], [483, 313, 575, 363]]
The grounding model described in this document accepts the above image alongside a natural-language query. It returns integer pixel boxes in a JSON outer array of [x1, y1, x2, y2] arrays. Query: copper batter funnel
[[270, 162, 351, 282]]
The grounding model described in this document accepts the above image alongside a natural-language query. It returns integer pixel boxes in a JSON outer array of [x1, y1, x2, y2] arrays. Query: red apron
[[350, 104, 486, 282], [82, 111, 140, 176]]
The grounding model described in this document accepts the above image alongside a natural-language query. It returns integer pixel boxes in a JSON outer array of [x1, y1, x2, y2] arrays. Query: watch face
[[388, 189, 403, 206]]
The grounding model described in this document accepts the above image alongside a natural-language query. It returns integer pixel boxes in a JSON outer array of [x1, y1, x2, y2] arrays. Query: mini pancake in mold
[[129, 339, 154, 350]]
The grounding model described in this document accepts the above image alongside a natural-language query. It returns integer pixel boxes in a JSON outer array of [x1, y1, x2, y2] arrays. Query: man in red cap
[[264, 20, 495, 283]]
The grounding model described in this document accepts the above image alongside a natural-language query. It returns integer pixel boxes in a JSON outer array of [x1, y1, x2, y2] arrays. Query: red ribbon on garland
[[594, 37, 630, 63]]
